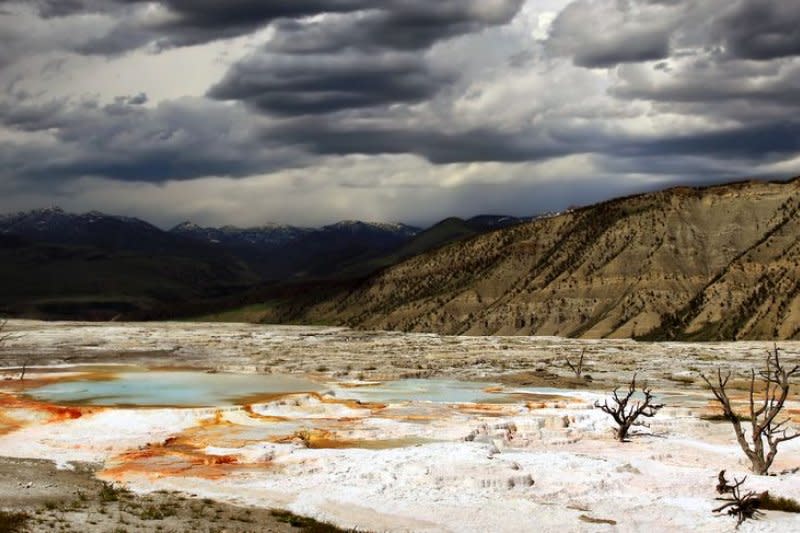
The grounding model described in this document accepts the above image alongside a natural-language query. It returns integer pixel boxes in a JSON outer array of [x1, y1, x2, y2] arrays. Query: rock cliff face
[[297, 178, 800, 340]]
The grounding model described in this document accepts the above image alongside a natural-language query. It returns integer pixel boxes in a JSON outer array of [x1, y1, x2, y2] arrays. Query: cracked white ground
[[1, 320, 799, 532]]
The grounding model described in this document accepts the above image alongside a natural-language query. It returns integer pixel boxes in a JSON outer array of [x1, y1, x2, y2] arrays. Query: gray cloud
[[8, 0, 524, 56], [611, 59, 800, 110], [11, 0, 365, 21], [1, 0, 374, 56], [546, 0, 679, 68], [612, 121, 800, 162], [547, 0, 800, 69], [0, 93, 300, 183], [208, 52, 448, 115], [205, 2, 523, 116], [715, 1, 800, 60], [266, 119, 570, 164], [12, 0, 105, 18], [268, 1, 524, 54], [0, 0, 799, 226], [264, 111, 800, 167]]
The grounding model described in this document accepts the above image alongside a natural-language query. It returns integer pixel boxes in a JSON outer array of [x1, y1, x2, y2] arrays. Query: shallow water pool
[[23, 369, 555, 408], [26, 369, 324, 407]]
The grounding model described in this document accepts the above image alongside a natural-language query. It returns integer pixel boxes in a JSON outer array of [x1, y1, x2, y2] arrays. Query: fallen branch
[[713, 470, 764, 528]]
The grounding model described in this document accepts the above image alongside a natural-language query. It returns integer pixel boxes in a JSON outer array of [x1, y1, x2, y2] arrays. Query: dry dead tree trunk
[[713, 470, 764, 527], [701, 345, 799, 475], [0, 319, 26, 381], [0, 319, 12, 346], [595, 373, 664, 441], [565, 349, 585, 378]]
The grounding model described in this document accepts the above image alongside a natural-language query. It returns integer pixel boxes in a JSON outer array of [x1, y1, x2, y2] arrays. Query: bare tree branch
[[0, 319, 13, 345], [565, 349, 585, 378], [1, 319, 27, 381], [701, 345, 799, 475], [595, 373, 664, 441], [713, 470, 764, 528]]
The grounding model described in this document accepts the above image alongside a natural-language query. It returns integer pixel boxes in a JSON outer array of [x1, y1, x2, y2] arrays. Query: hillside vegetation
[[0, 235, 258, 320], [285, 178, 800, 341]]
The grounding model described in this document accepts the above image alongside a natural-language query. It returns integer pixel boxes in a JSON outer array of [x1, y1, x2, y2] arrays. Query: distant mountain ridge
[[0, 208, 259, 320], [0, 206, 177, 253], [0, 207, 423, 261], [170, 219, 420, 250], [0, 206, 525, 319], [279, 177, 800, 341], [170, 221, 315, 249], [168, 218, 423, 280]]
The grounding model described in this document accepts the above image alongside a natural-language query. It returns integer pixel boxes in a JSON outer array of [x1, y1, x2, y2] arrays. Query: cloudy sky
[[0, 0, 798, 228]]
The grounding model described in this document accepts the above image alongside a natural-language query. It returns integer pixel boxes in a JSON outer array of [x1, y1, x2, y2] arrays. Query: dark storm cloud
[[265, 113, 800, 167], [11, 0, 366, 21], [0, 0, 373, 55], [149, 0, 524, 48], [0, 0, 799, 220], [548, 0, 800, 69], [11, 0, 101, 17], [207, 52, 447, 115], [6, 0, 524, 55], [267, 119, 570, 164], [267, 1, 525, 54], [0, 94, 298, 182], [572, 36, 669, 68], [614, 121, 800, 162], [714, 1, 800, 61], [206, 2, 523, 115], [71, 0, 375, 54], [612, 60, 800, 108]]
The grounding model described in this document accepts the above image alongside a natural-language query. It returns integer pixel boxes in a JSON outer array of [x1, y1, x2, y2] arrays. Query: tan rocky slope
[[288, 178, 800, 340]]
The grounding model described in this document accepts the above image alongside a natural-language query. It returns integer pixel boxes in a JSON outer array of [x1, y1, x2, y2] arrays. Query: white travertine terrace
[[1, 321, 799, 532]]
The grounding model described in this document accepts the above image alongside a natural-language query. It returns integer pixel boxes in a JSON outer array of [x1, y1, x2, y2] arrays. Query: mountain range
[[272, 177, 800, 341], [0, 207, 523, 319], [5, 178, 800, 341], [169, 218, 424, 280]]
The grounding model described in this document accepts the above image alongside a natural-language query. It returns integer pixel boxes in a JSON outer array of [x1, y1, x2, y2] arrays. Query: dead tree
[[595, 373, 664, 441], [0, 319, 11, 346], [713, 470, 763, 527], [565, 349, 586, 378], [0, 319, 26, 381], [701, 345, 799, 475]]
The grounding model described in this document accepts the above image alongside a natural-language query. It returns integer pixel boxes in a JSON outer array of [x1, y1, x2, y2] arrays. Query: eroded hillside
[[292, 178, 800, 340]]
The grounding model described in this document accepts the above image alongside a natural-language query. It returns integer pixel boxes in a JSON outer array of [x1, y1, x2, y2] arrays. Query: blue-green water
[[27, 370, 324, 407], [26, 369, 510, 407]]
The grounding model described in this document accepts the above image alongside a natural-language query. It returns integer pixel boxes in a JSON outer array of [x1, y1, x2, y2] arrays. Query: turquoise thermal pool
[[23, 369, 515, 407], [26, 370, 325, 407]]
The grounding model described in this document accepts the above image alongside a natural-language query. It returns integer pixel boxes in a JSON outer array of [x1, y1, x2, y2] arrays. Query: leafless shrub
[[0, 319, 27, 381], [565, 349, 585, 378], [701, 345, 799, 475], [0, 319, 12, 346], [594, 373, 664, 441], [713, 470, 763, 527]]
